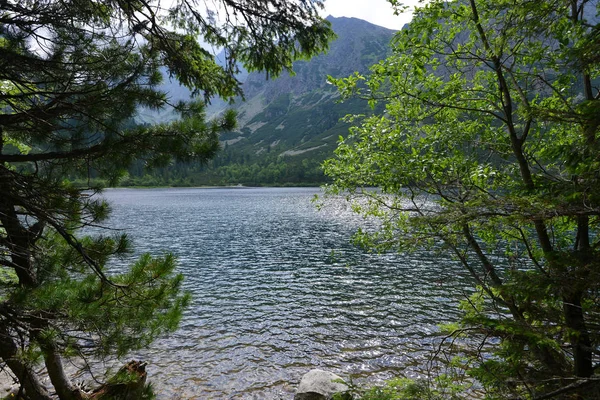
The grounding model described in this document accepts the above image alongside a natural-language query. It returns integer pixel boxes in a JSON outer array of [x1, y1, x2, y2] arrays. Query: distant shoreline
[[105, 183, 327, 189]]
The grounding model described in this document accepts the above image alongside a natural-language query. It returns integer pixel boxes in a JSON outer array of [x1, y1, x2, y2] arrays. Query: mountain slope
[[211, 17, 395, 180], [126, 16, 396, 186]]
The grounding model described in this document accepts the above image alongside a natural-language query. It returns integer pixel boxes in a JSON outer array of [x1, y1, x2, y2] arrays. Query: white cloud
[[322, 0, 423, 30]]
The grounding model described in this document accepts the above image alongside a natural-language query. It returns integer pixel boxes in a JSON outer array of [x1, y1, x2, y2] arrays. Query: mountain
[[126, 16, 396, 186], [221, 16, 395, 146]]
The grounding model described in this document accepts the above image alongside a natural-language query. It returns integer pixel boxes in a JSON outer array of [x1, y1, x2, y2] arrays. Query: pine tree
[[0, 1, 333, 398]]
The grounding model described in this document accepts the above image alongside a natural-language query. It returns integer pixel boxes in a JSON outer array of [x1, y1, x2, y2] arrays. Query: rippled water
[[96, 187, 473, 399]]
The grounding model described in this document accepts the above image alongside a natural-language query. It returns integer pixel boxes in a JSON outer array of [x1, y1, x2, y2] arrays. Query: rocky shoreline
[[2, 368, 351, 400]]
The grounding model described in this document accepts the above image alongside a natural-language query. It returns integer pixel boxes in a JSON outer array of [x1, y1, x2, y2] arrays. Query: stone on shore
[[294, 369, 351, 400]]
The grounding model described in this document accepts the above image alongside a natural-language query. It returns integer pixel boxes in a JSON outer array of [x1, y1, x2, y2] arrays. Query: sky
[[322, 0, 423, 30]]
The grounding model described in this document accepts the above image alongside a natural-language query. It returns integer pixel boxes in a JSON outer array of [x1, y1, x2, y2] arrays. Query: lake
[[97, 187, 472, 399]]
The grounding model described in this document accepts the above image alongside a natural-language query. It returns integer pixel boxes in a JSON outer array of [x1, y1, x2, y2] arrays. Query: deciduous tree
[[325, 0, 600, 397]]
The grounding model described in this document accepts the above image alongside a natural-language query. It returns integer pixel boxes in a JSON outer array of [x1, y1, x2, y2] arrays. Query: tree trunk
[[0, 168, 38, 287], [563, 294, 593, 378], [0, 326, 53, 400], [43, 343, 86, 400]]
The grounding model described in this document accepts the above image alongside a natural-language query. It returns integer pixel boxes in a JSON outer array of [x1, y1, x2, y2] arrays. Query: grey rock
[[294, 369, 351, 400]]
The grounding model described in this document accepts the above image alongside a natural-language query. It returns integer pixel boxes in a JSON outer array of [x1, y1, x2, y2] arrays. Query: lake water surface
[[98, 187, 472, 399]]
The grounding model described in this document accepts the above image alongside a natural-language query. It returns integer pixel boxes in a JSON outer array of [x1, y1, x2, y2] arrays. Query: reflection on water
[[95, 187, 472, 399]]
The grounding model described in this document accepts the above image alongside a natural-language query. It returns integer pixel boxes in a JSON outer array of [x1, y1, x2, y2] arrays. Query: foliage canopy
[[0, 0, 333, 398], [325, 0, 600, 398]]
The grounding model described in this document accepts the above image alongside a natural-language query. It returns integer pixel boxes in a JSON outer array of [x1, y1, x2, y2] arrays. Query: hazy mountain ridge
[[241, 16, 395, 99], [128, 16, 397, 186]]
